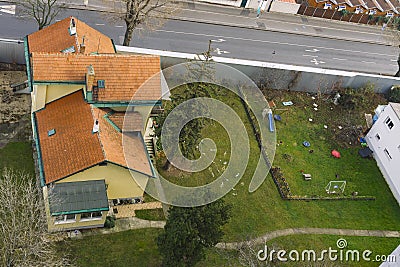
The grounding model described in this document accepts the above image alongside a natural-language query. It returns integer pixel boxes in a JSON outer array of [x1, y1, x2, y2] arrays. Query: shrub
[[388, 86, 400, 103], [104, 215, 116, 228]]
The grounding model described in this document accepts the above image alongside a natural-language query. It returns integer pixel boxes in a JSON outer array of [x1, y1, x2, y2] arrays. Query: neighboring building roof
[[27, 16, 115, 54], [375, 0, 392, 11], [363, 0, 380, 9], [49, 180, 109, 215], [35, 91, 104, 184], [278, 0, 297, 3], [390, 102, 400, 120], [31, 53, 161, 102], [347, 0, 365, 7], [35, 90, 154, 184]]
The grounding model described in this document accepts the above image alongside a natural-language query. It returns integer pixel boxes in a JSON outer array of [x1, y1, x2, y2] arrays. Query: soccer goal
[[325, 181, 346, 194]]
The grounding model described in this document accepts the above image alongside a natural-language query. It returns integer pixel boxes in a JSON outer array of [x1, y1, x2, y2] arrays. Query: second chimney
[[86, 65, 95, 92]]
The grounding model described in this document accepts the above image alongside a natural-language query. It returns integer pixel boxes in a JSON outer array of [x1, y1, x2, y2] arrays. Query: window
[[375, 134, 380, 141], [385, 117, 394, 130], [80, 212, 103, 221], [54, 214, 76, 224], [384, 148, 392, 160]]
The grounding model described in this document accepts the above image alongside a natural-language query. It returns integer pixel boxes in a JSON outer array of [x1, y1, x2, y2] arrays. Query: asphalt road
[[0, 3, 398, 75]]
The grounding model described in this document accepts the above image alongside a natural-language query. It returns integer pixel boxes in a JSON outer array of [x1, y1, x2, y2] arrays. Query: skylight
[[97, 80, 105, 88], [48, 129, 56, 137]]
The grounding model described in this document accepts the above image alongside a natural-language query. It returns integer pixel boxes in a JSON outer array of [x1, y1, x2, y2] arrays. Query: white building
[[366, 102, 400, 205]]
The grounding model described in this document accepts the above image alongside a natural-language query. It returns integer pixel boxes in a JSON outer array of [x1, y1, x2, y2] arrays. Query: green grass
[[135, 209, 166, 221], [155, 88, 400, 243], [62, 229, 163, 267], [0, 141, 34, 175], [264, 235, 400, 266]]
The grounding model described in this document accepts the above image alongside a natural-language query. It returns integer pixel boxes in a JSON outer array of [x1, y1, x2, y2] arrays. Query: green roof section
[[49, 180, 109, 215]]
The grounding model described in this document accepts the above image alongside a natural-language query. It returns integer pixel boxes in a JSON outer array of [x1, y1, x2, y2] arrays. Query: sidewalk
[[58, 0, 393, 45]]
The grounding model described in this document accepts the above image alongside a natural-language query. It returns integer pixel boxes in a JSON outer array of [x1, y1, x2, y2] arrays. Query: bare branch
[[18, 0, 63, 30]]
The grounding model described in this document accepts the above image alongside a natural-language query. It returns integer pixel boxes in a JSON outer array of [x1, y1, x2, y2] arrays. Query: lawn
[[264, 234, 400, 266], [0, 141, 34, 175], [60, 228, 241, 267], [135, 208, 166, 221], [155, 86, 400, 243]]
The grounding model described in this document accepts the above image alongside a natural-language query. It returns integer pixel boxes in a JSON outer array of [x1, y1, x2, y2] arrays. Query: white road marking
[[115, 25, 124, 28], [303, 54, 318, 57], [305, 49, 320, 52], [0, 5, 16, 15], [391, 59, 398, 62], [211, 38, 226, 42], [311, 58, 325, 65], [332, 58, 347, 61], [154, 29, 393, 57], [214, 48, 229, 54], [96, 23, 105, 26], [361, 61, 375, 64]]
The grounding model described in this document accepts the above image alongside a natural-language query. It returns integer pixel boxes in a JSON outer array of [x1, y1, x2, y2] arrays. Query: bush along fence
[[297, 5, 398, 26], [238, 88, 376, 201]]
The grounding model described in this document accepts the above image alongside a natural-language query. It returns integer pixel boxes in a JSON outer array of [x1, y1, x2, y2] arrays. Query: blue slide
[[268, 110, 274, 132]]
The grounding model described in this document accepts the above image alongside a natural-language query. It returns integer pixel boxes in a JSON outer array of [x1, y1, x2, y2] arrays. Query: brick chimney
[[86, 65, 95, 92]]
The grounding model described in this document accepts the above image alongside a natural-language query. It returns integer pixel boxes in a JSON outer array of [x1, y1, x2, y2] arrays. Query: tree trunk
[[123, 26, 134, 46]]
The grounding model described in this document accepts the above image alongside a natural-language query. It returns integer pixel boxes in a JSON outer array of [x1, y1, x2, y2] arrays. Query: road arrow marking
[[305, 48, 320, 53], [311, 58, 325, 65], [0, 5, 16, 15], [211, 38, 226, 43], [214, 48, 230, 55]]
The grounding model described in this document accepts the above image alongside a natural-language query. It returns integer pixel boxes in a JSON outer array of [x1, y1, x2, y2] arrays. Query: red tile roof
[[31, 53, 161, 102], [96, 108, 152, 176], [35, 91, 104, 184], [35, 91, 153, 184], [27, 17, 115, 54]]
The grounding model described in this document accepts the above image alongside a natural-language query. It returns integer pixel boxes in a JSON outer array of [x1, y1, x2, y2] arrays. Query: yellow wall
[[43, 187, 107, 232], [48, 211, 107, 232], [46, 84, 84, 104], [56, 163, 148, 199], [32, 84, 46, 112], [31, 84, 84, 112]]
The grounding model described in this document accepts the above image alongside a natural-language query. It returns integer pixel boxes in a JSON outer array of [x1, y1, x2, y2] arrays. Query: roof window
[[48, 129, 56, 137], [97, 80, 105, 88]]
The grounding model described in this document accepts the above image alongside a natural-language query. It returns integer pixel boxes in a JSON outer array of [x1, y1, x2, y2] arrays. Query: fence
[[297, 5, 379, 25], [0, 38, 25, 65]]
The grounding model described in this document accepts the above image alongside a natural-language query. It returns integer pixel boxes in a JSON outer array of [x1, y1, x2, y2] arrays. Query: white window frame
[[384, 148, 392, 160], [385, 117, 394, 130], [54, 214, 76, 224], [79, 211, 103, 222]]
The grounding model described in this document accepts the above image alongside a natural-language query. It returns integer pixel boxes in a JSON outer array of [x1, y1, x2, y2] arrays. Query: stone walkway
[[216, 228, 400, 249], [114, 201, 163, 218]]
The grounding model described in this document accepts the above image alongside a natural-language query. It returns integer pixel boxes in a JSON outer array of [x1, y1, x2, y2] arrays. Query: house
[[25, 17, 161, 231], [366, 102, 400, 205]]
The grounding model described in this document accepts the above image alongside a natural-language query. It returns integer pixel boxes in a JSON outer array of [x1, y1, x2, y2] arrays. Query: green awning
[[49, 180, 109, 215]]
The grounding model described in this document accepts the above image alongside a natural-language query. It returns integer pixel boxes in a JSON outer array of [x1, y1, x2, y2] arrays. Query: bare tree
[[0, 169, 70, 267], [107, 0, 179, 46], [18, 0, 64, 30]]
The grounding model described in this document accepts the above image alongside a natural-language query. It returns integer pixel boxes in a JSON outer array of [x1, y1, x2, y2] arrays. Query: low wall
[[0, 38, 25, 65], [117, 46, 400, 94]]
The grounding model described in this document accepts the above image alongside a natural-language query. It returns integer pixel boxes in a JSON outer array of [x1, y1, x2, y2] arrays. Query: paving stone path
[[114, 201, 163, 218], [216, 228, 400, 249]]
